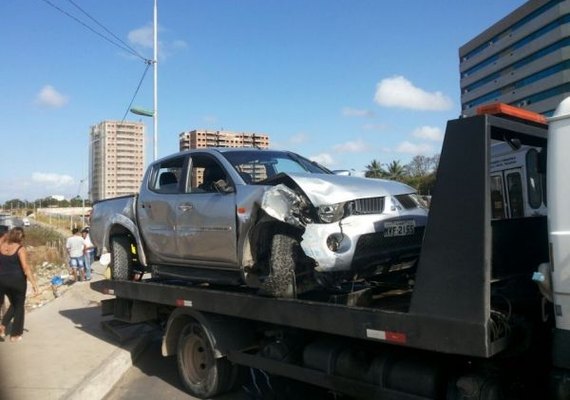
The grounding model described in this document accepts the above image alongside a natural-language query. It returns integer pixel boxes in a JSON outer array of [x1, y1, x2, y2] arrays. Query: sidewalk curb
[[61, 330, 155, 400]]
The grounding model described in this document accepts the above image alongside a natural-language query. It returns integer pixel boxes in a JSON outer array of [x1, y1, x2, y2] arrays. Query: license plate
[[384, 220, 415, 237]]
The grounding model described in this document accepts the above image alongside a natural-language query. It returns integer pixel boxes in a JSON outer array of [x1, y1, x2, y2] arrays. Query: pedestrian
[[0, 227, 39, 342], [0, 225, 10, 319], [66, 227, 86, 282], [82, 227, 95, 281]]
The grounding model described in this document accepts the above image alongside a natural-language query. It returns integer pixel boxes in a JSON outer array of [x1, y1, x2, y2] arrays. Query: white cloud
[[374, 76, 453, 111], [32, 172, 74, 187], [362, 123, 388, 132], [333, 139, 368, 153], [395, 141, 435, 155], [128, 24, 188, 59], [35, 85, 68, 108], [342, 107, 374, 118], [128, 24, 154, 48], [310, 153, 336, 167], [412, 126, 444, 141]]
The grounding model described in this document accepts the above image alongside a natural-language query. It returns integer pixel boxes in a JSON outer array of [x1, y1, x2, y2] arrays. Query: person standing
[[0, 225, 9, 319], [66, 228, 85, 281], [0, 227, 39, 342], [82, 227, 95, 281]]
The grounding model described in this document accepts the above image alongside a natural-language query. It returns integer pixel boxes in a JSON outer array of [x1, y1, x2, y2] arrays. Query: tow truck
[[92, 100, 570, 399]]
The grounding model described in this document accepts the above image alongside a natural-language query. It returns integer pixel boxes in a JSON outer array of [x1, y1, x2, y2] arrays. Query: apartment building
[[460, 0, 570, 117], [178, 130, 270, 151], [89, 121, 145, 202]]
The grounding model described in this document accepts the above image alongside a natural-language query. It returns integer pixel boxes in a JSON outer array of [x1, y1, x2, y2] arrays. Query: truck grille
[[395, 194, 418, 210], [349, 197, 385, 215]]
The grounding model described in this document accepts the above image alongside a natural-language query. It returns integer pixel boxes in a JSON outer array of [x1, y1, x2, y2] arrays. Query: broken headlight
[[317, 203, 346, 223]]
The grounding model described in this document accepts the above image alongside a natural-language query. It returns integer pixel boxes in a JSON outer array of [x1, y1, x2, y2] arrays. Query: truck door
[[137, 156, 187, 263], [175, 154, 238, 267]]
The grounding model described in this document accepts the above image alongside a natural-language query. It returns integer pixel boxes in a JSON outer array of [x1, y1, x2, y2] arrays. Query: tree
[[406, 154, 440, 177], [384, 160, 407, 182], [417, 173, 437, 195], [364, 159, 385, 179], [2, 199, 26, 210]]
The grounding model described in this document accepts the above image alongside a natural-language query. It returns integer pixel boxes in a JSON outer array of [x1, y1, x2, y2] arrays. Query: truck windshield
[[222, 150, 331, 183]]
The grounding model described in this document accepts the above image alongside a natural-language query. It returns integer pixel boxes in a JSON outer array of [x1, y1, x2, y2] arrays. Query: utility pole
[[153, 0, 158, 160]]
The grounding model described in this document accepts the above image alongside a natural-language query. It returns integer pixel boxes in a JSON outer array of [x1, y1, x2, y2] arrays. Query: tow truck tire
[[177, 321, 237, 398], [110, 236, 133, 280], [261, 232, 297, 298]]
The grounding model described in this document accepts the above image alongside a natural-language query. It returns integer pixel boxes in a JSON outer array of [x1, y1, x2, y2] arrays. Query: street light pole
[[130, 0, 158, 161], [153, 0, 158, 161]]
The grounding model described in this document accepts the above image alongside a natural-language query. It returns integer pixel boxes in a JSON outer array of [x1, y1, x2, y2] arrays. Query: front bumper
[[300, 214, 427, 272]]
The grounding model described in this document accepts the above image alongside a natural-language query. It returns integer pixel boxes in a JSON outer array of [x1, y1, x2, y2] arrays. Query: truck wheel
[[260, 232, 297, 298], [110, 236, 133, 280], [177, 321, 237, 398]]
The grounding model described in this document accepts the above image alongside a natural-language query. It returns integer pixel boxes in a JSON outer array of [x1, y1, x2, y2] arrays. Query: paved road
[[104, 338, 341, 400], [104, 337, 244, 400]]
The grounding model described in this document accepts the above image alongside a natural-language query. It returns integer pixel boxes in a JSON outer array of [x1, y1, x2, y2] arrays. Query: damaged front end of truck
[[245, 172, 429, 296]]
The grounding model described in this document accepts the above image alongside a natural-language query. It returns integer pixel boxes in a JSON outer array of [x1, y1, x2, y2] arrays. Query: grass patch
[[24, 225, 65, 246], [23, 225, 67, 269]]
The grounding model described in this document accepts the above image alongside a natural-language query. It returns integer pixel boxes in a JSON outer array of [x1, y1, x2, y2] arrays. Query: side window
[[187, 155, 230, 193], [233, 163, 268, 183], [506, 172, 524, 218], [490, 175, 506, 219], [525, 149, 542, 209], [150, 157, 185, 194]]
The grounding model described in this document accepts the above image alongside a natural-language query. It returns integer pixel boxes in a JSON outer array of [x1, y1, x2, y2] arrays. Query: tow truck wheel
[[177, 321, 236, 398], [110, 235, 133, 280], [260, 232, 298, 298]]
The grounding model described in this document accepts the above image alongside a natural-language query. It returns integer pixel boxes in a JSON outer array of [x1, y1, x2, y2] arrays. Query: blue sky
[[0, 0, 525, 203]]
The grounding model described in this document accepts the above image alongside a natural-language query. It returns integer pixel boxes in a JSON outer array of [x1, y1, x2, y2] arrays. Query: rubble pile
[[26, 261, 73, 311]]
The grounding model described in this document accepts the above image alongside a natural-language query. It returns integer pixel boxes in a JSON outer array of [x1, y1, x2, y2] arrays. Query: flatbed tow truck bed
[[90, 112, 551, 399], [91, 277, 501, 358]]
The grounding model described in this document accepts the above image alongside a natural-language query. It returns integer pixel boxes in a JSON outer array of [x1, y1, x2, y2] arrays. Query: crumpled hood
[[283, 172, 415, 206]]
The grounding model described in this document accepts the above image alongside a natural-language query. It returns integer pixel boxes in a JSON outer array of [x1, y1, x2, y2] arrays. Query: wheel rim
[[182, 331, 214, 384]]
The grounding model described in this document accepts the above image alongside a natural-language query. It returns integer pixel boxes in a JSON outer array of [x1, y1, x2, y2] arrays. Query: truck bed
[[91, 278, 504, 358]]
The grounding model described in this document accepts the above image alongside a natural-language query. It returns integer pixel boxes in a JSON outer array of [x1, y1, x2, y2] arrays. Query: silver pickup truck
[[90, 148, 428, 297]]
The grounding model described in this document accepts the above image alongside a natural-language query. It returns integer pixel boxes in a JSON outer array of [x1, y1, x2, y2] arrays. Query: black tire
[[177, 322, 237, 398], [110, 235, 133, 280], [260, 232, 297, 298]]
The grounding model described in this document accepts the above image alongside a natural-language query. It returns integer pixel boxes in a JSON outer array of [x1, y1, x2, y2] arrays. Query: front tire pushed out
[[260, 232, 298, 298]]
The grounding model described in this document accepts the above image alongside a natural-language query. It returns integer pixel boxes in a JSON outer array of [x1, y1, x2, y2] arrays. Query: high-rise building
[[460, 0, 570, 117], [89, 121, 145, 202], [179, 130, 270, 151]]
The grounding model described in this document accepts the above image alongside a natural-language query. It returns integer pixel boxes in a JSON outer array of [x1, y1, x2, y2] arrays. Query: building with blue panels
[[460, 0, 570, 117]]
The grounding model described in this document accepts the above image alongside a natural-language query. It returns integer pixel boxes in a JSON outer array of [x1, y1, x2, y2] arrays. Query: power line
[[121, 61, 153, 122], [64, 0, 145, 61], [39, 0, 155, 132], [38, 0, 149, 62]]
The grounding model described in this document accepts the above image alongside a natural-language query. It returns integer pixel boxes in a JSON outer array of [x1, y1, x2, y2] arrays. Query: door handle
[[178, 204, 193, 212], [141, 202, 151, 209]]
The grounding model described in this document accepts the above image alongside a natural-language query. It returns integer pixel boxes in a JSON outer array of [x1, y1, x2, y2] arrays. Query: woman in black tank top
[[0, 227, 38, 342]]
